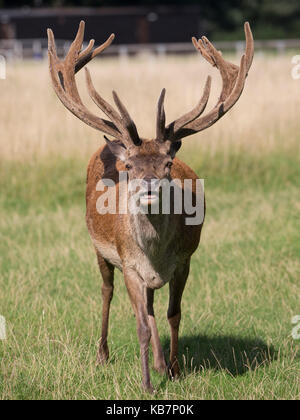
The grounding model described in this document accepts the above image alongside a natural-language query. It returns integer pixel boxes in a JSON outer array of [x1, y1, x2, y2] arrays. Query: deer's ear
[[169, 140, 182, 158], [104, 136, 127, 162]]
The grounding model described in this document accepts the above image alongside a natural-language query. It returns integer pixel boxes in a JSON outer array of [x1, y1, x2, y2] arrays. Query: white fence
[[1, 38, 300, 60]]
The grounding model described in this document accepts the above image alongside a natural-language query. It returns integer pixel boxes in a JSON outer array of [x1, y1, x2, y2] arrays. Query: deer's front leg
[[124, 268, 153, 393], [167, 260, 190, 378], [146, 288, 167, 375], [96, 252, 114, 365]]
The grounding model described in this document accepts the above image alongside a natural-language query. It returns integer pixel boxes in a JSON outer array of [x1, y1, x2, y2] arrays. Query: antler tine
[[200, 36, 239, 103], [76, 33, 115, 74], [48, 21, 142, 146], [47, 28, 59, 61], [69, 20, 85, 57], [199, 54, 247, 130], [85, 68, 127, 138], [112, 91, 142, 146], [165, 22, 254, 141], [48, 23, 120, 137], [177, 53, 247, 140], [192, 37, 216, 66], [48, 50, 118, 136], [166, 76, 211, 139], [156, 88, 166, 141], [77, 39, 95, 66], [244, 22, 254, 74]]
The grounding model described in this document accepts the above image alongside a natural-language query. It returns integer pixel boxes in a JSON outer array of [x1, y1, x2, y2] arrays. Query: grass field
[[0, 53, 299, 400]]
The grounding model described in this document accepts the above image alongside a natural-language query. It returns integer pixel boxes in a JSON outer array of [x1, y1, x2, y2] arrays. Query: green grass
[[0, 148, 299, 400]]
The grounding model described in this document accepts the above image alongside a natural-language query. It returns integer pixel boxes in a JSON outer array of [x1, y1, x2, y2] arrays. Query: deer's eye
[[125, 163, 132, 170], [166, 161, 173, 169]]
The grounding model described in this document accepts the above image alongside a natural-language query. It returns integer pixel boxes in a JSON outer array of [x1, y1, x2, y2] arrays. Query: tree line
[[0, 0, 299, 39]]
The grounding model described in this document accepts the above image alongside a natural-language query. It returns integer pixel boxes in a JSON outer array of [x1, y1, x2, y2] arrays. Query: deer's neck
[[130, 212, 174, 257]]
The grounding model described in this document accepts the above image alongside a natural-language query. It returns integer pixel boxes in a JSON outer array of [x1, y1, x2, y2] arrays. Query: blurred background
[[1, 0, 299, 159], [1, 0, 300, 59], [0, 1, 299, 401]]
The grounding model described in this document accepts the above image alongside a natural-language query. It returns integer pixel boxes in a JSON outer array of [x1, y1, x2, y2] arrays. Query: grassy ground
[[0, 55, 300, 399]]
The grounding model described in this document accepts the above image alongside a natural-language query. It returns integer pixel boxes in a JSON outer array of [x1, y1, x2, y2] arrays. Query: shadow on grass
[[161, 334, 277, 377]]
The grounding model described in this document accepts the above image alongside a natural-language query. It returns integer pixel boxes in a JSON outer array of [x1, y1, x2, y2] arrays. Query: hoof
[[154, 363, 167, 375], [96, 348, 109, 365], [97, 338, 109, 365], [96, 356, 109, 366], [143, 383, 155, 394], [167, 362, 180, 380]]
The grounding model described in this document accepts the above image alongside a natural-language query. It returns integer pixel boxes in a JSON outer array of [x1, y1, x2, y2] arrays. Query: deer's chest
[[126, 245, 178, 289], [125, 216, 179, 288], [92, 236, 177, 289]]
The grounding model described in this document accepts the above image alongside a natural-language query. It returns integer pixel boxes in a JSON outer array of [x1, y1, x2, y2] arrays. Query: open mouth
[[140, 190, 160, 205]]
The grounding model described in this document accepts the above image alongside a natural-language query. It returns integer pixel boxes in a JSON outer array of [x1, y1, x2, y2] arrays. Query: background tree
[[0, 0, 299, 39]]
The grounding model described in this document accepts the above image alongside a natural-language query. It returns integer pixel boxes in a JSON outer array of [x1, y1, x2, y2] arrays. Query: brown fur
[[48, 20, 253, 393], [86, 141, 204, 392]]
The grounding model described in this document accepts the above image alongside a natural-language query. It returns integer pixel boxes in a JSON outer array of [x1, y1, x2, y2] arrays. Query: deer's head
[[48, 21, 254, 207]]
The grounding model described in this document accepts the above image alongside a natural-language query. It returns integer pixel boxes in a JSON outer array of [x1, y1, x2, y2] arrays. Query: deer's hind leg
[[95, 250, 114, 365]]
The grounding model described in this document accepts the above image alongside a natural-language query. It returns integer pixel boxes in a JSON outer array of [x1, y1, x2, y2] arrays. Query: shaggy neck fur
[[130, 212, 174, 258]]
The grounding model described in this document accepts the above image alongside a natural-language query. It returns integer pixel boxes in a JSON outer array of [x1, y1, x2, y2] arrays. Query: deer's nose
[[142, 177, 160, 191]]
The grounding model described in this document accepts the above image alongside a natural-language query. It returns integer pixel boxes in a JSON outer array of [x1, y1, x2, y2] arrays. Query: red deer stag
[[48, 21, 254, 392]]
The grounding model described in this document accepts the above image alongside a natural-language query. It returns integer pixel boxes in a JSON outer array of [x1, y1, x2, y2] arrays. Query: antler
[[157, 22, 254, 142], [48, 21, 141, 147]]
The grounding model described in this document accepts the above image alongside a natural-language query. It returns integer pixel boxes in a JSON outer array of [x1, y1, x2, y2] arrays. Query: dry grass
[[0, 53, 299, 161]]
